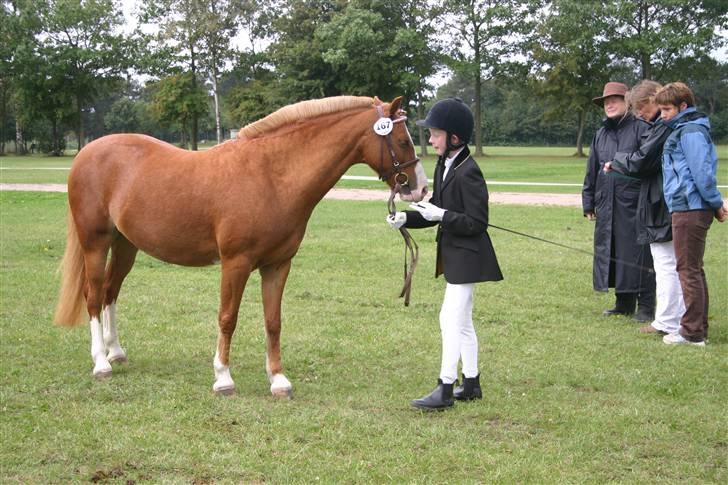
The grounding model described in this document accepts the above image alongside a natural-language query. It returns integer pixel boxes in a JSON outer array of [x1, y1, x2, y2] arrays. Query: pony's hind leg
[[213, 258, 252, 395], [102, 235, 138, 364], [82, 238, 114, 379], [260, 260, 293, 398]]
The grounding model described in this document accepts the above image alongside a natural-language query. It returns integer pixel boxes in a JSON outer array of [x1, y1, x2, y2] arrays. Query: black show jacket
[[404, 147, 503, 284]]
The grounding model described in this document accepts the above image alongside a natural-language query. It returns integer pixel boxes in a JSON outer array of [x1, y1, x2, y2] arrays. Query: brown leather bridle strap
[[388, 183, 418, 307], [374, 105, 420, 184]]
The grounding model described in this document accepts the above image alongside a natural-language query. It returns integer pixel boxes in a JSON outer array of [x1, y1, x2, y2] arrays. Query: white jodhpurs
[[439, 282, 477, 384], [649, 240, 685, 334]]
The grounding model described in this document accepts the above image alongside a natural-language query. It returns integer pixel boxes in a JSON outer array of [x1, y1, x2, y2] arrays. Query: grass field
[[1, 191, 726, 483], [3, 145, 727, 194]]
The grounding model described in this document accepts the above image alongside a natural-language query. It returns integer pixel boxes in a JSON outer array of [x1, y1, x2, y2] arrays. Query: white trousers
[[439, 282, 477, 384], [650, 240, 685, 334]]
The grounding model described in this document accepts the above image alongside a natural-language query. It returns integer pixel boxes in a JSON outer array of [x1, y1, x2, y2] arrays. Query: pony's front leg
[[103, 303, 127, 364], [261, 260, 293, 398], [213, 259, 251, 395]]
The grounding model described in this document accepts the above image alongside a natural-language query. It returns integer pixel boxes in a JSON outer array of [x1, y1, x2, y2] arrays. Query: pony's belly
[[141, 246, 220, 267]]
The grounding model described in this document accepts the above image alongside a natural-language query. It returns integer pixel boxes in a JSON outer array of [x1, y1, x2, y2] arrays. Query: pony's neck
[[263, 109, 374, 208]]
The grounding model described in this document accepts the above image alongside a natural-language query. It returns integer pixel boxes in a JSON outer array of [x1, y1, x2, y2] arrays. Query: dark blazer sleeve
[[403, 207, 439, 228], [440, 162, 489, 236], [611, 123, 671, 178]]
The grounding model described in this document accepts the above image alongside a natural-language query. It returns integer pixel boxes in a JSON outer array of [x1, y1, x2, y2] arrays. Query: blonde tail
[[54, 212, 87, 327]]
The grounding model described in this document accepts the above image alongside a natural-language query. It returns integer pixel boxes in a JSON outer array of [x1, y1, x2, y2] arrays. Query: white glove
[[386, 212, 407, 229], [409, 201, 446, 222]]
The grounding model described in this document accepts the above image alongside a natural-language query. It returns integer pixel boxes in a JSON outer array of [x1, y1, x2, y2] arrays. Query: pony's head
[[362, 97, 428, 202]]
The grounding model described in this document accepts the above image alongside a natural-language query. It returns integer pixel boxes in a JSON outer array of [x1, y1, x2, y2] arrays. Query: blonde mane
[[238, 96, 376, 140]]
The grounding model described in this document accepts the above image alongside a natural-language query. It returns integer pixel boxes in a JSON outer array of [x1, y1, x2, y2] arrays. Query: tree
[[33, 0, 130, 150], [441, 0, 539, 156], [195, 0, 239, 144], [151, 72, 208, 148], [606, 0, 728, 80], [531, 0, 612, 156], [140, 0, 216, 149]]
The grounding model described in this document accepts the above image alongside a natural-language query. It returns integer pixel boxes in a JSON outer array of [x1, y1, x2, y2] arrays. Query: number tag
[[373, 117, 393, 136]]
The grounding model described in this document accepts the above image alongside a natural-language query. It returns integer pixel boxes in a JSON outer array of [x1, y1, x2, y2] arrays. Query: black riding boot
[[603, 292, 636, 316], [453, 373, 482, 401], [634, 289, 656, 322], [411, 379, 454, 411]]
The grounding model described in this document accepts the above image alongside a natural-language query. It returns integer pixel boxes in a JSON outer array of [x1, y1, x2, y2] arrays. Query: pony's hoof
[[108, 353, 128, 364], [213, 384, 236, 396], [93, 368, 112, 380], [271, 387, 293, 399]]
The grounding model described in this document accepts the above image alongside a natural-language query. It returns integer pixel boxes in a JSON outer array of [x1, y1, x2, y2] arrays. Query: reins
[[388, 186, 419, 306], [373, 103, 420, 306]]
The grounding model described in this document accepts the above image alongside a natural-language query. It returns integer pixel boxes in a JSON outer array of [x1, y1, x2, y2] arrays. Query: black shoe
[[633, 307, 655, 322], [411, 379, 454, 411], [602, 307, 634, 317], [453, 374, 482, 401]]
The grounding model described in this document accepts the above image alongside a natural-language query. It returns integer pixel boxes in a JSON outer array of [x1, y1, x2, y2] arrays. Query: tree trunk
[[15, 118, 26, 155], [0, 81, 6, 156], [574, 108, 587, 157], [212, 72, 222, 144], [190, 45, 199, 151], [474, 73, 483, 156], [76, 94, 85, 151], [417, 100, 428, 157]]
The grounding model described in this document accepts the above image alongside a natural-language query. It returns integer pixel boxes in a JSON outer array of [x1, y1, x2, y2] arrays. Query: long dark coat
[[610, 117, 673, 245], [582, 114, 653, 292], [405, 147, 503, 284]]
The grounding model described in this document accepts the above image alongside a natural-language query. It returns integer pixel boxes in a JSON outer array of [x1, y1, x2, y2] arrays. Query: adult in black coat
[[582, 82, 656, 320], [387, 98, 502, 411]]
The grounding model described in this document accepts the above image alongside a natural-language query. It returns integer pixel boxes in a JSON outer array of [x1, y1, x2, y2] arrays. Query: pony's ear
[[389, 96, 403, 118], [374, 96, 383, 105]]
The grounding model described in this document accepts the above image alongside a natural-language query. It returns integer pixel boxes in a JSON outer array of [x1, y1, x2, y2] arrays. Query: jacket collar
[[440, 146, 471, 191]]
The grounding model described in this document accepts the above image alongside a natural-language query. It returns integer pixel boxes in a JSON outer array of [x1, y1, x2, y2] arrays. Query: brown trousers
[[672, 210, 714, 342]]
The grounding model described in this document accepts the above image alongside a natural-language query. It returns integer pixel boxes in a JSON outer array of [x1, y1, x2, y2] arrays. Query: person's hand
[[585, 211, 596, 221], [409, 201, 446, 221], [603, 161, 613, 173], [716, 204, 727, 223], [387, 212, 407, 229]]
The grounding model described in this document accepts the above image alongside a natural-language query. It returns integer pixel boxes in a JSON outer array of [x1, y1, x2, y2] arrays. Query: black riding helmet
[[416, 97, 474, 151]]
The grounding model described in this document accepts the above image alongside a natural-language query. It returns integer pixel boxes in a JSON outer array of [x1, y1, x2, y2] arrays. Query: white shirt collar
[[444, 147, 464, 167]]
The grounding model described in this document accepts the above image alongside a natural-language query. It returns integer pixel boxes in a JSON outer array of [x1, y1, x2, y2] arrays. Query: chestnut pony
[[54, 96, 427, 397]]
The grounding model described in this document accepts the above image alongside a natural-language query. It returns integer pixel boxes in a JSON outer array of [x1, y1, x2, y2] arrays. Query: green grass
[[1, 191, 727, 483], [4, 145, 726, 193]]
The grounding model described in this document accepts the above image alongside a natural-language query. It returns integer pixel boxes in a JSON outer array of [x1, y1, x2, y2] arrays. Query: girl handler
[[387, 98, 503, 410]]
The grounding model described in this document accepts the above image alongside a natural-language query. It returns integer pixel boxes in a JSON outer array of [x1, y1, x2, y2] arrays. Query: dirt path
[[0, 183, 582, 206]]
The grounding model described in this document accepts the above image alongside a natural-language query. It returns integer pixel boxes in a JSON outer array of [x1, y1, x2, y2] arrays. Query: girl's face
[[428, 128, 460, 157], [603, 95, 627, 119], [636, 101, 659, 122], [659, 102, 687, 121]]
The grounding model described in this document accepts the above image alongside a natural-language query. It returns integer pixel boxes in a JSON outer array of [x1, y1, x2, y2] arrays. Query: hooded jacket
[[661, 107, 723, 212]]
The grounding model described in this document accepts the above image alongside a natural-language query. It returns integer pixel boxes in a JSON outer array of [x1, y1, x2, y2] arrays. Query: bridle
[[373, 105, 420, 194], [372, 104, 420, 306]]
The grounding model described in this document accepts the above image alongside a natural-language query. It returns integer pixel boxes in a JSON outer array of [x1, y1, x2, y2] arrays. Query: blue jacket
[[662, 107, 723, 212]]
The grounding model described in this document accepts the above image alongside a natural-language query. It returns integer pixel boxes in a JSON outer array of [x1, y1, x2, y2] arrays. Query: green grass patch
[[1, 191, 726, 482]]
